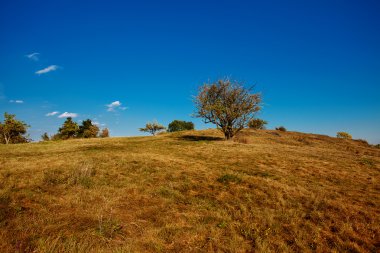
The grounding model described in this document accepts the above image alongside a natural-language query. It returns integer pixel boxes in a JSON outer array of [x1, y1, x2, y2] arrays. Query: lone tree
[[58, 117, 79, 139], [0, 113, 30, 144], [194, 78, 261, 140], [78, 119, 99, 138], [139, 121, 165, 136], [167, 120, 194, 132]]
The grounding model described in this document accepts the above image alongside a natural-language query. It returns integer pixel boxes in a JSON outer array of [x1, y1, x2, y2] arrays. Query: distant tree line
[[43, 117, 109, 141], [2, 77, 378, 146]]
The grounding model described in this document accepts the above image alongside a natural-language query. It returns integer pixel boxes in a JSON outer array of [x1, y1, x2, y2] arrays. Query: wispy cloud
[[26, 52, 40, 61], [93, 121, 106, 127], [58, 112, 78, 118], [9, 100, 24, 104], [35, 65, 59, 75], [46, 111, 59, 116], [106, 100, 122, 112]]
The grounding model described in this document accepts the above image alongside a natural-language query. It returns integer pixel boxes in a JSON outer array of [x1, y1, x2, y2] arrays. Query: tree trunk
[[4, 134, 10, 144], [224, 130, 233, 140]]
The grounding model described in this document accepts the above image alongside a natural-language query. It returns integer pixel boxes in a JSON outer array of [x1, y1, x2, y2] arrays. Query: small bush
[[276, 126, 286, 132], [374, 144, 380, 149], [248, 118, 267, 130], [217, 174, 242, 184], [167, 120, 194, 132], [360, 158, 375, 167], [337, 132, 352, 139]]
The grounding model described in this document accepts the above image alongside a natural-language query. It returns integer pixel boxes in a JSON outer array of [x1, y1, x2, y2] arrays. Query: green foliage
[[337, 132, 352, 139], [77, 119, 99, 138], [58, 117, 79, 139], [217, 221, 228, 228], [53, 118, 104, 140], [276, 126, 286, 132], [194, 78, 261, 140], [360, 158, 375, 167], [0, 112, 30, 144], [248, 118, 267, 129], [217, 174, 242, 184], [41, 132, 50, 141], [375, 144, 380, 149], [167, 120, 194, 132], [99, 128, 110, 138], [139, 121, 165, 136]]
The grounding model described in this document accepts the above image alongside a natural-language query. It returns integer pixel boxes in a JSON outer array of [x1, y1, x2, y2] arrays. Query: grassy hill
[[0, 129, 379, 252]]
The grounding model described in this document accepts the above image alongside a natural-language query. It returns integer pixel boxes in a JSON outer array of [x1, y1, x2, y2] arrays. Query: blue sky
[[0, 0, 379, 143]]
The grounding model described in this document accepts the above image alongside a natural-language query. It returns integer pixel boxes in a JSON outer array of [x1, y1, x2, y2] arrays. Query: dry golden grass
[[0, 129, 379, 252]]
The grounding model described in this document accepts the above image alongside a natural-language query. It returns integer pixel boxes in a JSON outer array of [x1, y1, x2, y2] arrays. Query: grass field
[[0, 129, 379, 252]]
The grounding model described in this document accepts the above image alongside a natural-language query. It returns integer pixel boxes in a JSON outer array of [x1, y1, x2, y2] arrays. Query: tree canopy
[[78, 119, 99, 138], [0, 113, 30, 144], [194, 78, 261, 139], [58, 117, 79, 139], [139, 121, 165, 136], [167, 120, 194, 132]]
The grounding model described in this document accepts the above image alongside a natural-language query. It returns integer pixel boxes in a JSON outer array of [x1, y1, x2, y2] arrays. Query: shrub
[[167, 120, 194, 132], [374, 144, 380, 149], [248, 118, 267, 129], [337, 132, 352, 139], [217, 174, 242, 184], [276, 126, 286, 132], [360, 158, 375, 167]]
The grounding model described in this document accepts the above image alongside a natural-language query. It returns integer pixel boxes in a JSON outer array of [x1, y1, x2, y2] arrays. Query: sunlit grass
[[0, 129, 379, 252]]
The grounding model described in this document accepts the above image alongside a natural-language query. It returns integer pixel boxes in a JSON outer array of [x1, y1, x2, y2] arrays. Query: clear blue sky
[[1, 0, 379, 143]]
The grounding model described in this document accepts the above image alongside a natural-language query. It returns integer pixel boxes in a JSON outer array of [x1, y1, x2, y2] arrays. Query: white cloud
[[46, 111, 59, 116], [9, 100, 24, 103], [93, 121, 106, 126], [58, 112, 78, 118], [26, 52, 40, 61], [35, 65, 59, 75], [106, 100, 122, 112], [120, 106, 128, 111]]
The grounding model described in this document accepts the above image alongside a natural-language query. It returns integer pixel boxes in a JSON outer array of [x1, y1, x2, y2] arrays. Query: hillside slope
[[0, 129, 379, 252]]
